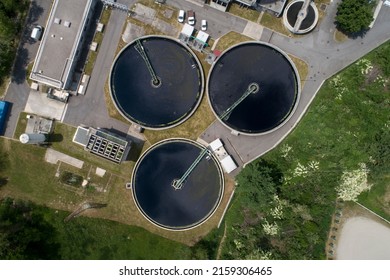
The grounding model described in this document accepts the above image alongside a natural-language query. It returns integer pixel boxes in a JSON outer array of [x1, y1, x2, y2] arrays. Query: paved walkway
[[24, 90, 66, 121], [242, 21, 263, 40], [45, 148, 84, 169]]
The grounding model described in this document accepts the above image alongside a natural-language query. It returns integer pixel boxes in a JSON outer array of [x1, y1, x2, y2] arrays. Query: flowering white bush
[[270, 204, 283, 220], [293, 161, 319, 178], [293, 162, 309, 177], [308, 160, 319, 171], [293, 204, 313, 221], [262, 219, 279, 236], [270, 195, 289, 220], [281, 144, 292, 158], [336, 163, 371, 201], [246, 249, 273, 260], [357, 58, 373, 75], [233, 239, 244, 251], [375, 75, 388, 88], [330, 75, 348, 100]]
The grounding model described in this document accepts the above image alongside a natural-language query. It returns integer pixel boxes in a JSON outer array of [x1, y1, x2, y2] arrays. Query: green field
[[219, 41, 390, 259], [0, 198, 190, 259]]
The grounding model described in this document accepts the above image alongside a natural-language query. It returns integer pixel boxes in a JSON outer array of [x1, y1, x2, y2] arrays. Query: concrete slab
[[45, 148, 84, 168], [133, 3, 156, 25], [336, 216, 390, 260], [31, 82, 39, 90], [152, 18, 179, 37], [24, 90, 66, 120], [25, 115, 54, 134], [95, 167, 106, 177], [242, 21, 263, 40], [122, 22, 144, 44]]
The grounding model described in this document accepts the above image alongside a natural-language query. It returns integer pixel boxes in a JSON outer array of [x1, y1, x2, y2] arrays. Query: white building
[[30, 0, 97, 89]]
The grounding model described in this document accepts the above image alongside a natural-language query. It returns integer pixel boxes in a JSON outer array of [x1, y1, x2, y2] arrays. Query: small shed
[[179, 23, 194, 43], [209, 138, 223, 151], [220, 156, 238, 174]]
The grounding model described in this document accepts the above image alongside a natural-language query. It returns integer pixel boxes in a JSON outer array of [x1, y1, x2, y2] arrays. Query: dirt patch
[[162, 8, 173, 19], [383, 185, 390, 214], [365, 65, 382, 84], [326, 201, 390, 259], [336, 216, 390, 259]]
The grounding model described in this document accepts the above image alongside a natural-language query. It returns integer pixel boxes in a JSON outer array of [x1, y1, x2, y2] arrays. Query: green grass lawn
[[215, 31, 253, 51], [0, 138, 83, 211], [0, 198, 191, 260], [227, 2, 261, 22], [260, 13, 290, 36], [84, 9, 112, 75]]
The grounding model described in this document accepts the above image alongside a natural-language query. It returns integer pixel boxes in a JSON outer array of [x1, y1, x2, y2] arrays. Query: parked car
[[187, 10, 195, 25], [201, 19, 207, 31], [177, 10, 185, 23], [31, 25, 43, 40]]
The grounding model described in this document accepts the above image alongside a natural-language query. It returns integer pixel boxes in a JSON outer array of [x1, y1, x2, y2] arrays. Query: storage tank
[[208, 41, 300, 135], [132, 138, 224, 230], [19, 133, 47, 144], [110, 36, 204, 129]]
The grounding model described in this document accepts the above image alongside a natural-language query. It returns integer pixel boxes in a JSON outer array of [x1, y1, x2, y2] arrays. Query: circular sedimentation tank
[[110, 36, 204, 129], [283, 0, 319, 34], [132, 138, 224, 230], [208, 42, 300, 135]]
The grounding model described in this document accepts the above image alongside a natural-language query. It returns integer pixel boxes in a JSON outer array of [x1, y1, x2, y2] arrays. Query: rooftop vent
[[64, 21, 71, 28], [54, 18, 61, 24]]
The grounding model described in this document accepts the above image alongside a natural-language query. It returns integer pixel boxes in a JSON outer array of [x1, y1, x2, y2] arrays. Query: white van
[[31, 25, 43, 40], [177, 10, 185, 23]]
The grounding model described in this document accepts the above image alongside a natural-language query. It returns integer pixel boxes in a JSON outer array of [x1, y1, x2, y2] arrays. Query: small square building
[[73, 126, 131, 163]]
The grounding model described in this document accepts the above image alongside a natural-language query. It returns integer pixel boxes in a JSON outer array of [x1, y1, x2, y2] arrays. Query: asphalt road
[[3, 0, 52, 138], [167, 0, 247, 38], [62, 6, 133, 135]]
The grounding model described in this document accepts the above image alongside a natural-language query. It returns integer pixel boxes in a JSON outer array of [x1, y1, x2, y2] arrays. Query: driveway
[[62, 8, 132, 135], [3, 0, 52, 138]]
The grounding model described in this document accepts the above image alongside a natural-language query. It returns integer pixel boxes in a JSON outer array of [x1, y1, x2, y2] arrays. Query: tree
[[236, 159, 282, 207], [0, 198, 60, 259], [0, 148, 9, 188], [336, 0, 374, 34], [0, 0, 29, 86], [367, 128, 390, 179]]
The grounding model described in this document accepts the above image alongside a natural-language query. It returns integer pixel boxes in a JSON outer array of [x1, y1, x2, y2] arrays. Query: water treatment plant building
[[30, 0, 97, 89]]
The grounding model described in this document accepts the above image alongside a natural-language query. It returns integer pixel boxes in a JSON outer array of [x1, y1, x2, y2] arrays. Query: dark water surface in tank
[[111, 37, 202, 128], [208, 43, 298, 134], [287, 2, 316, 30], [133, 140, 223, 230]]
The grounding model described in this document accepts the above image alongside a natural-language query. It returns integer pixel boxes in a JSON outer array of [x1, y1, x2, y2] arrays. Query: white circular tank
[[19, 133, 46, 144]]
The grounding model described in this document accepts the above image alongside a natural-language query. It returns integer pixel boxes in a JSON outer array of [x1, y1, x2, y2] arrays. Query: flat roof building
[[30, 0, 97, 89], [73, 126, 131, 163], [210, 0, 287, 16]]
